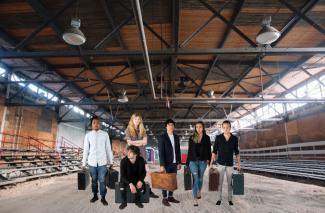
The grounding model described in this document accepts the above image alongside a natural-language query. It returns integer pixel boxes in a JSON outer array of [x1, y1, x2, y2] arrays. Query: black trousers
[[121, 181, 145, 204]]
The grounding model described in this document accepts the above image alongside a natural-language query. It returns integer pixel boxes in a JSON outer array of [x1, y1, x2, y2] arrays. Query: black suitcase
[[106, 168, 119, 189], [78, 170, 90, 190], [115, 182, 150, 203], [232, 172, 244, 195], [184, 166, 192, 191]]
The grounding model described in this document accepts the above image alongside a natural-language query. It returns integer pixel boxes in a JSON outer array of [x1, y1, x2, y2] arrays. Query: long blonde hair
[[127, 113, 146, 138]]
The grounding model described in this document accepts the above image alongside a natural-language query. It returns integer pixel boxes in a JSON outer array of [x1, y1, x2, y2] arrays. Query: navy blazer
[[158, 132, 181, 167]]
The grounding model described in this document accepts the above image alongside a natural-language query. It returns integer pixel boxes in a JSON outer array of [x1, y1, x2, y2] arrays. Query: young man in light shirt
[[81, 116, 113, 206]]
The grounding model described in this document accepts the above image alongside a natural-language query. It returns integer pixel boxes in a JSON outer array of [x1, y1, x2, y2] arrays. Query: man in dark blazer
[[158, 119, 181, 206]]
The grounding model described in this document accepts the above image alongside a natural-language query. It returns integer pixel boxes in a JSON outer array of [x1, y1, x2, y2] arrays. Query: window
[[38, 88, 47, 97], [79, 109, 84, 116], [73, 106, 79, 113], [308, 80, 322, 99], [28, 84, 38, 93], [11, 74, 25, 87], [0, 67, 5, 77], [273, 103, 284, 114], [52, 96, 58, 102], [48, 93, 53, 100], [296, 85, 307, 98]]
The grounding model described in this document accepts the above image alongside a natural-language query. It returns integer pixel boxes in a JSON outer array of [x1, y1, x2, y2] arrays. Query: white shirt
[[168, 134, 176, 163], [82, 129, 113, 167]]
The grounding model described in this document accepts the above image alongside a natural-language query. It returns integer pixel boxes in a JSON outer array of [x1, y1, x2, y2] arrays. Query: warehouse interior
[[0, 0, 324, 212]]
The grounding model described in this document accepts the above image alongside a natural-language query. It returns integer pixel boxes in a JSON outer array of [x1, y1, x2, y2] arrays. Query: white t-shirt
[[168, 134, 176, 163]]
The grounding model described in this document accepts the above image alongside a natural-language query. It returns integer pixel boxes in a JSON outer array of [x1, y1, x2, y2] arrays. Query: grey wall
[[56, 122, 86, 149]]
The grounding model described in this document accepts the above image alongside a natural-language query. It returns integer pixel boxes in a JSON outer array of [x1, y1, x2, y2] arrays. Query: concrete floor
[[0, 167, 324, 213]]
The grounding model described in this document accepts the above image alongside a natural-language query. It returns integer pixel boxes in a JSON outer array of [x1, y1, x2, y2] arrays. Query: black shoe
[[135, 202, 144, 208], [90, 194, 98, 203], [119, 203, 127, 209], [101, 198, 108, 206], [229, 201, 233, 206], [162, 198, 171, 206], [150, 190, 159, 198], [216, 200, 221, 205], [168, 197, 180, 203]]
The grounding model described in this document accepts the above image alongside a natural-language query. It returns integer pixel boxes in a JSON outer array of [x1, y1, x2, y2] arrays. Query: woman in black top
[[186, 121, 211, 206]]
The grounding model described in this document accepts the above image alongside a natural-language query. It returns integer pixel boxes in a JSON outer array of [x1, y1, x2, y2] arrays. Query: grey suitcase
[[232, 172, 244, 195]]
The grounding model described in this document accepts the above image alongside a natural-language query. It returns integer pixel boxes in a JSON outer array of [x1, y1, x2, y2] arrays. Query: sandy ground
[[0, 167, 324, 213]]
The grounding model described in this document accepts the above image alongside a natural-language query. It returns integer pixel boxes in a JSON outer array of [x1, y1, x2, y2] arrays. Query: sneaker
[[150, 190, 159, 198], [90, 194, 98, 203], [168, 197, 180, 203], [135, 202, 144, 208], [229, 201, 234, 206], [119, 203, 127, 209], [101, 198, 108, 206], [216, 200, 221, 205], [162, 198, 171, 206]]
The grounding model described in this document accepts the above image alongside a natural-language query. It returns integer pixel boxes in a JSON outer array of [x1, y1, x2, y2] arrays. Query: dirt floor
[[0, 166, 324, 213]]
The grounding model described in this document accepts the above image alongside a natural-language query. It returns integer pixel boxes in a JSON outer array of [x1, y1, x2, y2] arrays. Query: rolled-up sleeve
[[82, 133, 89, 166], [105, 133, 113, 164]]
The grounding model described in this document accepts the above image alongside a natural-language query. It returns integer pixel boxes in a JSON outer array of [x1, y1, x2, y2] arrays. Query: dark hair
[[91, 115, 100, 124], [165, 118, 175, 127], [127, 145, 140, 156], [191, 121, 206, 143], [222, 120, 231, 127], [195, 121, 206, 134]]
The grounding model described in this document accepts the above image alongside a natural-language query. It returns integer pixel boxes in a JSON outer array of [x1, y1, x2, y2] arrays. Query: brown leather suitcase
[[209, 168, 219, 191], [151, 172, 177, 191]]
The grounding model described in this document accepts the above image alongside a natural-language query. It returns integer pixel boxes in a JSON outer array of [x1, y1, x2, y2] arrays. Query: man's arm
[[176, 136, 181, 170], [139, 159, 147, 181], [105, 133, 113, 165], [210, 136, 218, 167], [234, 138, 240, 171], [235, 154, 241, 171], [81, 134, 90, 168]]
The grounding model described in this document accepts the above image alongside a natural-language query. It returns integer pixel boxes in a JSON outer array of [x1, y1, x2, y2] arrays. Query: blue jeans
[[89, 165, 108, 197], [189, 161, 207, 198], [162, 163, 177, 198]]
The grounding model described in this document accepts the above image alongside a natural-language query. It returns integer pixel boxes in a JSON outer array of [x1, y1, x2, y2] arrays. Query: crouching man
[[119, 145, 146, 209]]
